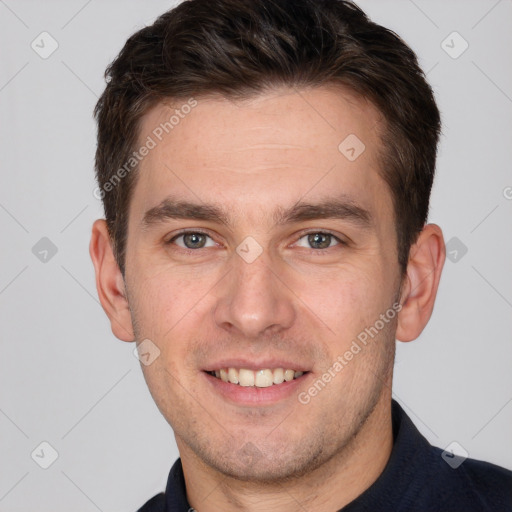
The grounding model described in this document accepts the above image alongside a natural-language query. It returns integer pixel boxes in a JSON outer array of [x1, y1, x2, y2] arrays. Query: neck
[[178, 393, 394, 512]]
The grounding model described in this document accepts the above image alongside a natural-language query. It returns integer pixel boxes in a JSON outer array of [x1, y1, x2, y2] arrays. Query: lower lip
[[203, 371, 310, 406]]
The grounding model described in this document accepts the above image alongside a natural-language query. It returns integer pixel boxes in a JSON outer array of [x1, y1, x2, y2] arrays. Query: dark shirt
[[137, 400, 512, 511]]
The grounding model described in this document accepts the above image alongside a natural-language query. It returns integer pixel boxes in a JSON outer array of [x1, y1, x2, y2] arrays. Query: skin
[[90, 86, 445, 511]]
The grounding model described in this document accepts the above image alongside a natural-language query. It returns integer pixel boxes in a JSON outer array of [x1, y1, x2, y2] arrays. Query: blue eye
[[166, 230, 344, 252], [169, 232, 216, 249], [296, 232, 341, 250]]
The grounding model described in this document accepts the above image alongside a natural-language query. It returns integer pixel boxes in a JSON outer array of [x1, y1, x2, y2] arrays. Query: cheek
[[295, 266, 385, 340], [129, 263, 217, 340], [130, 267, 221, 399], [133, 273, 201, 410]]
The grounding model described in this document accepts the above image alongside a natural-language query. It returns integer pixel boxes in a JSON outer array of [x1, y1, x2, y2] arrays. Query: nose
[[213, 248, 296, 339]]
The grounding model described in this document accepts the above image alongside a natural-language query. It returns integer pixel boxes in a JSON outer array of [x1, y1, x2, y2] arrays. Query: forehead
[[129, 86, 391, 230]]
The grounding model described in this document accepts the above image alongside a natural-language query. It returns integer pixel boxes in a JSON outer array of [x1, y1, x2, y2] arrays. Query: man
[[89, 0, 512, 510]]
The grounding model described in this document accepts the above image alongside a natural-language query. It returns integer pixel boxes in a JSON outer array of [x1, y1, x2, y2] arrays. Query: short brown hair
[[94, 0, 441, 276]]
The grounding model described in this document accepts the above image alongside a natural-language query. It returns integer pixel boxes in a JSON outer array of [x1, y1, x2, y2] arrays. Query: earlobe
[[89, 219, 135, 342], [396, 224, 445, 343]]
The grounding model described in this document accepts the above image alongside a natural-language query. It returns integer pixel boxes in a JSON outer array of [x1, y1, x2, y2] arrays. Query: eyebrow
[[140, 195, 373, 231]]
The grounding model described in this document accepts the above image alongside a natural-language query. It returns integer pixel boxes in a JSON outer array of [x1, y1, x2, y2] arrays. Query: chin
[[199, 438, 327, 484]]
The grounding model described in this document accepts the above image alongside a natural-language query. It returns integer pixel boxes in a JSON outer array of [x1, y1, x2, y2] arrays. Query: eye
[[168, 231, 216, 249], [295, 232, 341, 250]]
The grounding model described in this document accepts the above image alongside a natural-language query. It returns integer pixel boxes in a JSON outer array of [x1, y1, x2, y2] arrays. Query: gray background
[[1, 0, 511, 510]]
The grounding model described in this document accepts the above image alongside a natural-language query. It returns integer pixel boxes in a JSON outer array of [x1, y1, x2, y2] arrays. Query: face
[[123, 86, 402, 481]]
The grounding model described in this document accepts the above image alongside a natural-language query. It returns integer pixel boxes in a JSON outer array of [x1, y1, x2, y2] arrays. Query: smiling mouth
[[206, 368, 308, 387]]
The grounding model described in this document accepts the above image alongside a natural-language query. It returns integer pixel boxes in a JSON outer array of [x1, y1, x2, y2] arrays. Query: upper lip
[[203, 358, 311, 372]]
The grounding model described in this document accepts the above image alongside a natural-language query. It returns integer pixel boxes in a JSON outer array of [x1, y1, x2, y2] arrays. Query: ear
[[89, 219, 135, 342], [396, 223, 445, 342]]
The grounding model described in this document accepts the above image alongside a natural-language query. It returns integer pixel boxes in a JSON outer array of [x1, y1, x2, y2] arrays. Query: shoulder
[[135, 458, 190, 511], [136, 492, 166, 512], [386, 401, 512, 511], [425, 445, 512, 511]]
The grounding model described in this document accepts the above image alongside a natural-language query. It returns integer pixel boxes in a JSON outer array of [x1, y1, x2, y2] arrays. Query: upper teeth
[[213, 368, 304, 387]]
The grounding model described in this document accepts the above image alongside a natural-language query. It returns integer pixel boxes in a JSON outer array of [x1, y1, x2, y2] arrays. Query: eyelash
[[165, 229, 346, 253]]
